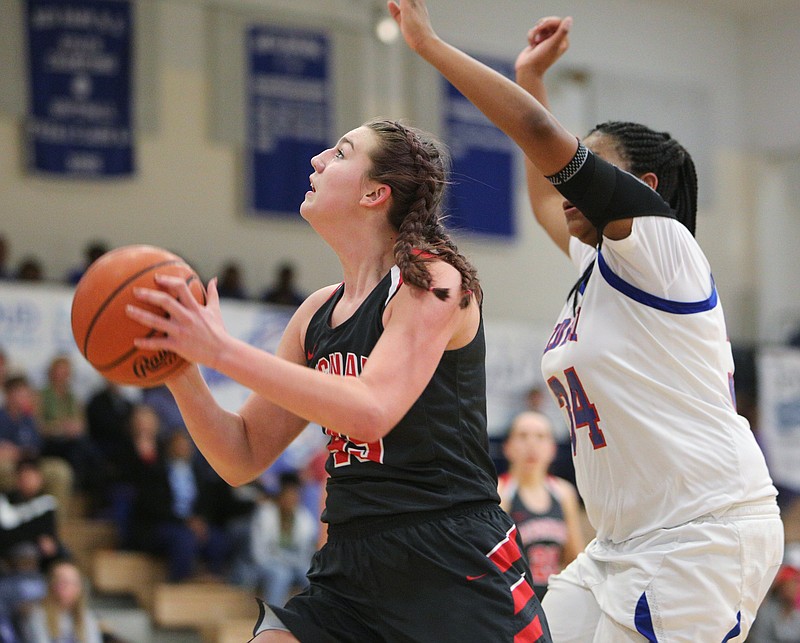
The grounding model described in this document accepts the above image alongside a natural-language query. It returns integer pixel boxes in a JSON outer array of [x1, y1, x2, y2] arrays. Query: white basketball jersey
[[541, 217, 777, 543]]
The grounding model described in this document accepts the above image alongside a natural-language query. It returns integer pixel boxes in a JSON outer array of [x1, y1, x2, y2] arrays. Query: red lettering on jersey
[[329, 352, 343, 376], [345, 353, 358, 377], [315, 352, 368, 378], [544, 307, 582, 354], [527, 544, 562, 586], [568, 307, 581, 342], [317, 354, 382, 466], [323, 428, 385, 467], [548, 367, 606, 453]]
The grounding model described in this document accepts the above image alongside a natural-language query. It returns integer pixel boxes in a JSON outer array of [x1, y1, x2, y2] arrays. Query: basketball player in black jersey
[[127, 118, 552, 641]]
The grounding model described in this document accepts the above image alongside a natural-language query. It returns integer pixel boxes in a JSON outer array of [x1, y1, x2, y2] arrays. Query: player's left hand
[[126, 274, 229, 371], [515, 16, 572, 79]]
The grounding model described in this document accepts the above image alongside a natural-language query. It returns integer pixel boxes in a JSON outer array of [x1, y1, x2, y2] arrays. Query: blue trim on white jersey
[[634, 593, 658, 642], [721, 612, 741, 642], [597, 251, 717, 314]]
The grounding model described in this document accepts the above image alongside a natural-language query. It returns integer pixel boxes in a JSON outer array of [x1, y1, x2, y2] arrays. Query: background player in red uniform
[[498, 410, 585, 599]]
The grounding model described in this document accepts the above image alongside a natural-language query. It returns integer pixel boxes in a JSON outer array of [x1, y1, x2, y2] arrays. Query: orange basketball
[[71, 244, 206, 387]]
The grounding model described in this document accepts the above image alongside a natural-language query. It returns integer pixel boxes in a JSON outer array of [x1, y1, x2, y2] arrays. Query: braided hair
[[365, 119, 481, 308], [587, 121, 699, 235]]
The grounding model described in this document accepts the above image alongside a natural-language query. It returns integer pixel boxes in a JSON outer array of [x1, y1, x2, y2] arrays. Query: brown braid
[[365, 119, 481, 308]]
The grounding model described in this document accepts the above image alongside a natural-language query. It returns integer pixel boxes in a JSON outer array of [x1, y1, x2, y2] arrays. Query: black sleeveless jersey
[[304, 266, 500, 525]]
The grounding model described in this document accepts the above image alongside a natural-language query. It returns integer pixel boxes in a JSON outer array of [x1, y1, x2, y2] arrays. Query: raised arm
[[388, 1, 578, 189], [515, 17, 574, 255]]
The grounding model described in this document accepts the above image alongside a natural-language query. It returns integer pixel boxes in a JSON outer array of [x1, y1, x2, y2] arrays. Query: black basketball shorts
[[253, 500, 551, 642]]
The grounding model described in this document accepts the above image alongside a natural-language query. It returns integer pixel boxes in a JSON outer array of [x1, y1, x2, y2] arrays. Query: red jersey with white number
[[305, 266, 499, 526], [540, 217, 776, 543]]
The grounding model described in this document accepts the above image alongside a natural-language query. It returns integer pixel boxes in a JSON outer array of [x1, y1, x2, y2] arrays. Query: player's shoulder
[[427, 258, 463, 290], [292, 283, 340, 317], [547, 474, 578, 503], [283, 283, 341, 343]]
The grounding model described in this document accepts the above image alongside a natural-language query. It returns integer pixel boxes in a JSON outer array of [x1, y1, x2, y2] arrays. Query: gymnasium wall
[[1, 0, 799, 345]]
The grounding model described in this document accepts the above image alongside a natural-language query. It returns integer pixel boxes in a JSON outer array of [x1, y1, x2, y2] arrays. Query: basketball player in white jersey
[[391, 2, 783, 641]]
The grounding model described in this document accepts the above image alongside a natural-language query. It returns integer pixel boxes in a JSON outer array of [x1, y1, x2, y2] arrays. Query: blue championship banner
[[247, 24, 331, 216], [26, 0, 133, 176], [443, 55, 516, 237]]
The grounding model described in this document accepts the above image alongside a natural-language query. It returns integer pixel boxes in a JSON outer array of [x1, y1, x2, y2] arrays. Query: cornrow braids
[[365, 119, 481, 308], [588, 121, 699, 235]]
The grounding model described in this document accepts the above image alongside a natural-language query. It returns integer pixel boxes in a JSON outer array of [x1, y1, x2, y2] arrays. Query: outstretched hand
[[388, 0, 438, 54], [126, 275, 229, 373], [515, 16, 572, 80]]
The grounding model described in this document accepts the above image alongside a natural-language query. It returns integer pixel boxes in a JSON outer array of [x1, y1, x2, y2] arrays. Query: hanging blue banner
[[247, 24, 331, 216], [443, 55, 516, 237], [25, 0, 133, 176]]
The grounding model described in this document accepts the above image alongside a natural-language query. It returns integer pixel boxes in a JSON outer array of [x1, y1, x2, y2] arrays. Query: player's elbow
[[216, 466, 258, 489], [212, 452, 268, 488], [521, 108, 561, 142], [339, 401, 396, 443]]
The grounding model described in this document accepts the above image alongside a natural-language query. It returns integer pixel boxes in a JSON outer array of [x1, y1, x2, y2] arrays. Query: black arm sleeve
[[546, 142, 675, 229]]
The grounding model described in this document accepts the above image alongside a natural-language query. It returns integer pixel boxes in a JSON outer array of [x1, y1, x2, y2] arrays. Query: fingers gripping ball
[[71, 245, 206, 387]]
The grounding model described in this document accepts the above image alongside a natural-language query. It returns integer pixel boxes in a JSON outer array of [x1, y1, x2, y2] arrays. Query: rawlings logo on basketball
[[132, 349, 180, 379]]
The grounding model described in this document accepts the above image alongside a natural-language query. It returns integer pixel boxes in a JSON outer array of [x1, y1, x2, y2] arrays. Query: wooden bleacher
[[60, 516, 118, 575], [91, 548, 167, 609], [201, 616, 257, 643], [151, 582, 257, 633]]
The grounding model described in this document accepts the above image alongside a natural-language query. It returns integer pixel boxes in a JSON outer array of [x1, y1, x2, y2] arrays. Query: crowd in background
[[0, 234, 307, 308], [2, 230, 800, 642], [0, 335, 329, 641]]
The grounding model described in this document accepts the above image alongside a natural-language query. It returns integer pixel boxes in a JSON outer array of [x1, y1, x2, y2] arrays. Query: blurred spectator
[[261, 262, 305, 307], [65, 240, 108, 285], [246, 472, 317, 606], [17, 559, 103, 643], [140, 384, 184, 438], [216, 261, 248, 300], [524, 384, 575, 488], [0, 542, 47, 641], [128, 431, 231, 582], [0, 348, 9, 407], [748, 562, 800, 642], [0, 235, 10, 280], [4, 457, 70, 572], [38, 355, 105, 503], [16, 257, 44, 282], [85, 379, 134, 476], [0, 375, 73, 518], [789, 327, 800, 349], [104, 403, 160, 546]]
